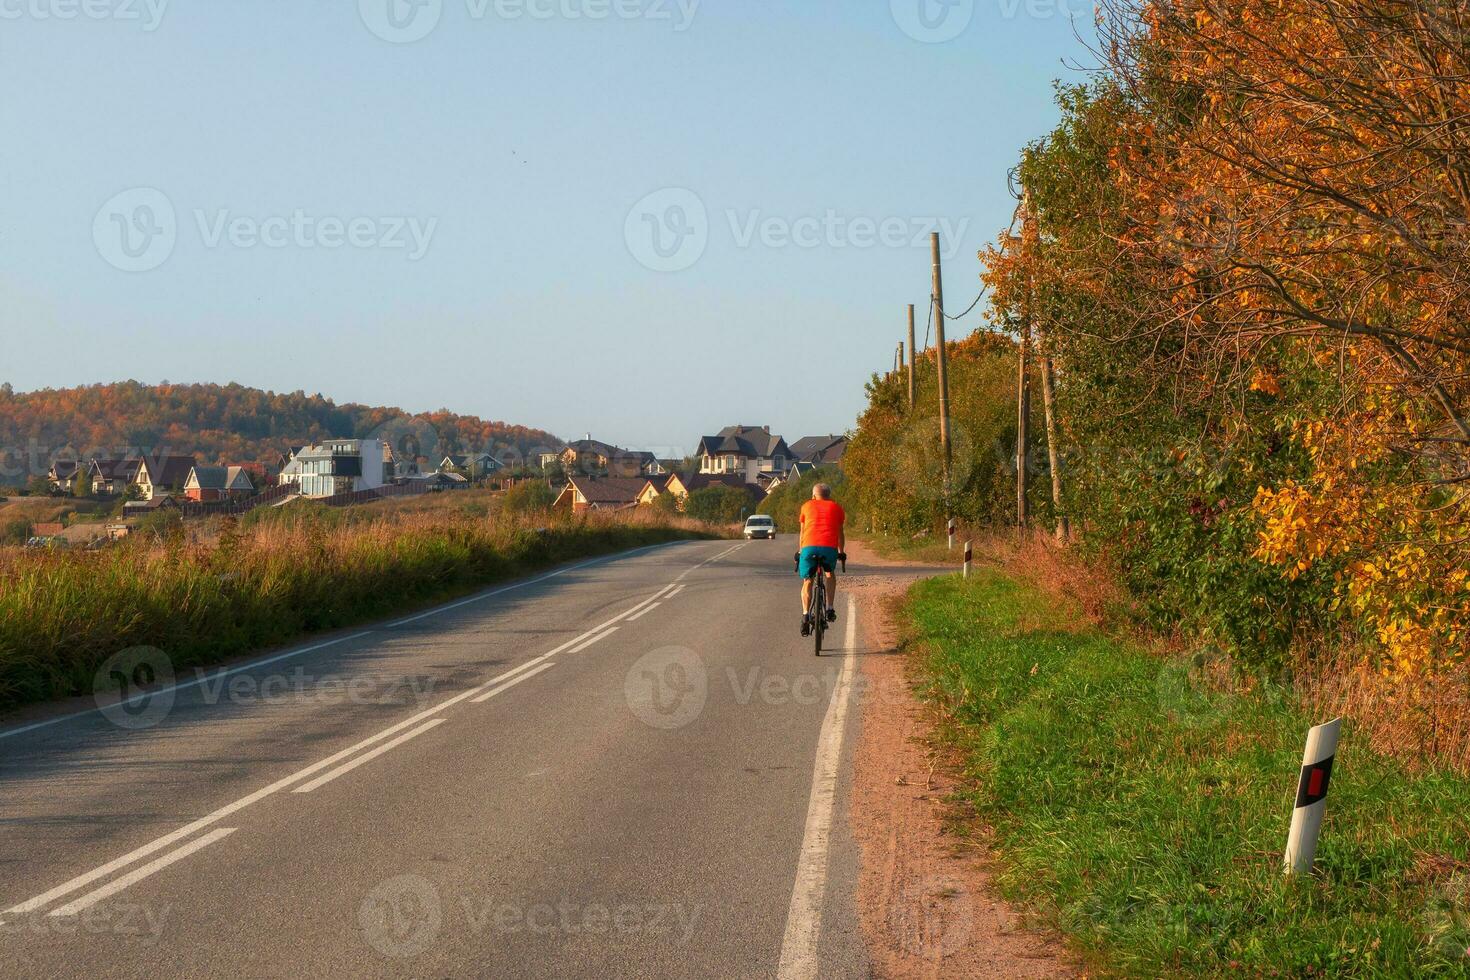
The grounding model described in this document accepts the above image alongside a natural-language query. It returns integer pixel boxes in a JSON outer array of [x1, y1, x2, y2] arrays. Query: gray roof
[[697, 426, 791, 460], [789, 435, 848, 464]]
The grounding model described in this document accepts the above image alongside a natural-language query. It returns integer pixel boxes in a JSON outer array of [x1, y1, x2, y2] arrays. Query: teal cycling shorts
[[797, 546, 839, 578]]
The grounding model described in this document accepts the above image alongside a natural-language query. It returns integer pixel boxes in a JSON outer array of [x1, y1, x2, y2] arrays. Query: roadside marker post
[[963, 541, 972, 579], [947, 519, 956, 551], [1284, 718, 1341, 876]]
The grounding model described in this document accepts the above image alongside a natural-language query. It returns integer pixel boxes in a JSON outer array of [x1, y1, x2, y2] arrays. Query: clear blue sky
[[0, 0, 1094, 456]]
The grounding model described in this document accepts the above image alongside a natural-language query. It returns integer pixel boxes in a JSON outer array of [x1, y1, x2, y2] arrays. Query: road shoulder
[[844, 540, 1075, 978]]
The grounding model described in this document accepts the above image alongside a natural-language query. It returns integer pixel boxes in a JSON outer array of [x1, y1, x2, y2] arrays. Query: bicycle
[[795, 550, 847, 656]]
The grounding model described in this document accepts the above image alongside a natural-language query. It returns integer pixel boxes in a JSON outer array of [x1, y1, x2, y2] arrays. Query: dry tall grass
[[0, 502, 715, 711]]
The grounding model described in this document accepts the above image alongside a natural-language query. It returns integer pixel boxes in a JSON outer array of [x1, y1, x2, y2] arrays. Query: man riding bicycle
[[797, 483, 846, 636]]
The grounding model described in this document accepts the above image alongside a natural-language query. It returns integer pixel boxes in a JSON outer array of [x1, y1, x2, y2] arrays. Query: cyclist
[[797, 483, 846, 636]]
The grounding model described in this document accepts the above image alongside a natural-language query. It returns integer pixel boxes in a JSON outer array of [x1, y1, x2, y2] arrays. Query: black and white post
[[947, 518, 956, 551], [1284, 718, 1342, 876], [963, 540, 973, 579]]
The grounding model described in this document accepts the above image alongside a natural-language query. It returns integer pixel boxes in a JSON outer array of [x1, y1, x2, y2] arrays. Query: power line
[[939, 287, 987, 321]]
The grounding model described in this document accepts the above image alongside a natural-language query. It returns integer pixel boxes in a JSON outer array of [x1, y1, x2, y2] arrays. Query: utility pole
[[898, 341, 906, 380], [1016, 191, 1033, 530], [931, 233, 952, 486], [906, 304, 917, 411], [1040, 337, 1067, 541]]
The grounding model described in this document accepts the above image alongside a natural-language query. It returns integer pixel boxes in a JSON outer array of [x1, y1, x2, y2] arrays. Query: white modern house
[[279, 439, 385, 498]]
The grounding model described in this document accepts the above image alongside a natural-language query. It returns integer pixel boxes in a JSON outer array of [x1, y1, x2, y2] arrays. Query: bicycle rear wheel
[[812, 578, 825, 656]]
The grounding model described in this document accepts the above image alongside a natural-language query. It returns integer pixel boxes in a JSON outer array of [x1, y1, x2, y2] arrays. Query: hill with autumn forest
[[0, 381, 563, 480]]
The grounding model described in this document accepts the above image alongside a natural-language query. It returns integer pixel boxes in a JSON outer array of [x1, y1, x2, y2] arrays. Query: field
[[0, 491, 720, 711]]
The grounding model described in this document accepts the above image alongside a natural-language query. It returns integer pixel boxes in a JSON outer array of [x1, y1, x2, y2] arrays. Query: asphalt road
[[0, 539, 876, 979]]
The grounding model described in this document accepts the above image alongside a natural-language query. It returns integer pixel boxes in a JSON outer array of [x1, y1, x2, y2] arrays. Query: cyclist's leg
[[826, 566, 838, 613], [801, 576, 813, 614]]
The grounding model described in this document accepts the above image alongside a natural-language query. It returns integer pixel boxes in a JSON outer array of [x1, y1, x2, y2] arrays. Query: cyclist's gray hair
[[812, 483, 832, 499]]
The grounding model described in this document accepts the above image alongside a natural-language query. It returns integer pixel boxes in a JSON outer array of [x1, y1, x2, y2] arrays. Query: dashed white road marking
[[48, 827, 239, 918], [776, 595, 858, 980], [470, 662, 556, 704], [569, 627, 619, 654], [675, 542, 745, 581], [625, 603, 660, 622], [292, 719, 449, 794]]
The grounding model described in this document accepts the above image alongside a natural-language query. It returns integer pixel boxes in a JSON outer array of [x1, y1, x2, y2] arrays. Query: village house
[[696, 426, 793, 482], [661, 472, 764, 508], [47, 459, 82, 494], [132, 455, 198, 501], [183, 465, 256, 502], [89, 458, 142, 496], [438, 452, 502, 478], [789, 435, 849, 467], [553, 475, 649, 513], [278, 439, 386, 498]]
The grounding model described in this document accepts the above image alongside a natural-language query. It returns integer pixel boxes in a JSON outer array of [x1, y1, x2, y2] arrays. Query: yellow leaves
[[1249, 369, 1282, 396]]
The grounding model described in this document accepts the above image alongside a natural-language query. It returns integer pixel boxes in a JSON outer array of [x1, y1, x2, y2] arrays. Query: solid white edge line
[[49, 828, 239, 918], [568, 627, 619, 654], [291, 718, 449, 794], [775, 596, 858, 980], [469, 661, 557, 704], [0, 540, 687, 743], [625, 603, 660, 622]]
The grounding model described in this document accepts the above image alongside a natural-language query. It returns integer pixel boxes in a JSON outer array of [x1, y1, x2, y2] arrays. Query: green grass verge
[[906, 568, 1470, 978]]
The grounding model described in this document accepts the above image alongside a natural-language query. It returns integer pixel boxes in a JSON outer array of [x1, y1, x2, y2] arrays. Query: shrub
[[502, 480, 556, 515], [1, 519, 29, 545], [684, 486, 751, 524]]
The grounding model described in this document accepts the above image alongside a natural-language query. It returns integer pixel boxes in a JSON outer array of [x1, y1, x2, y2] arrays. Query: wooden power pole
[[1016, 192, 1033, 529], [906, 304, 917, 411], [931, 233, 952, 487]]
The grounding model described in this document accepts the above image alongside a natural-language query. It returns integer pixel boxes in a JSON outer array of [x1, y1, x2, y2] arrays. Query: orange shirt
[[798, 499, 845, 549]]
